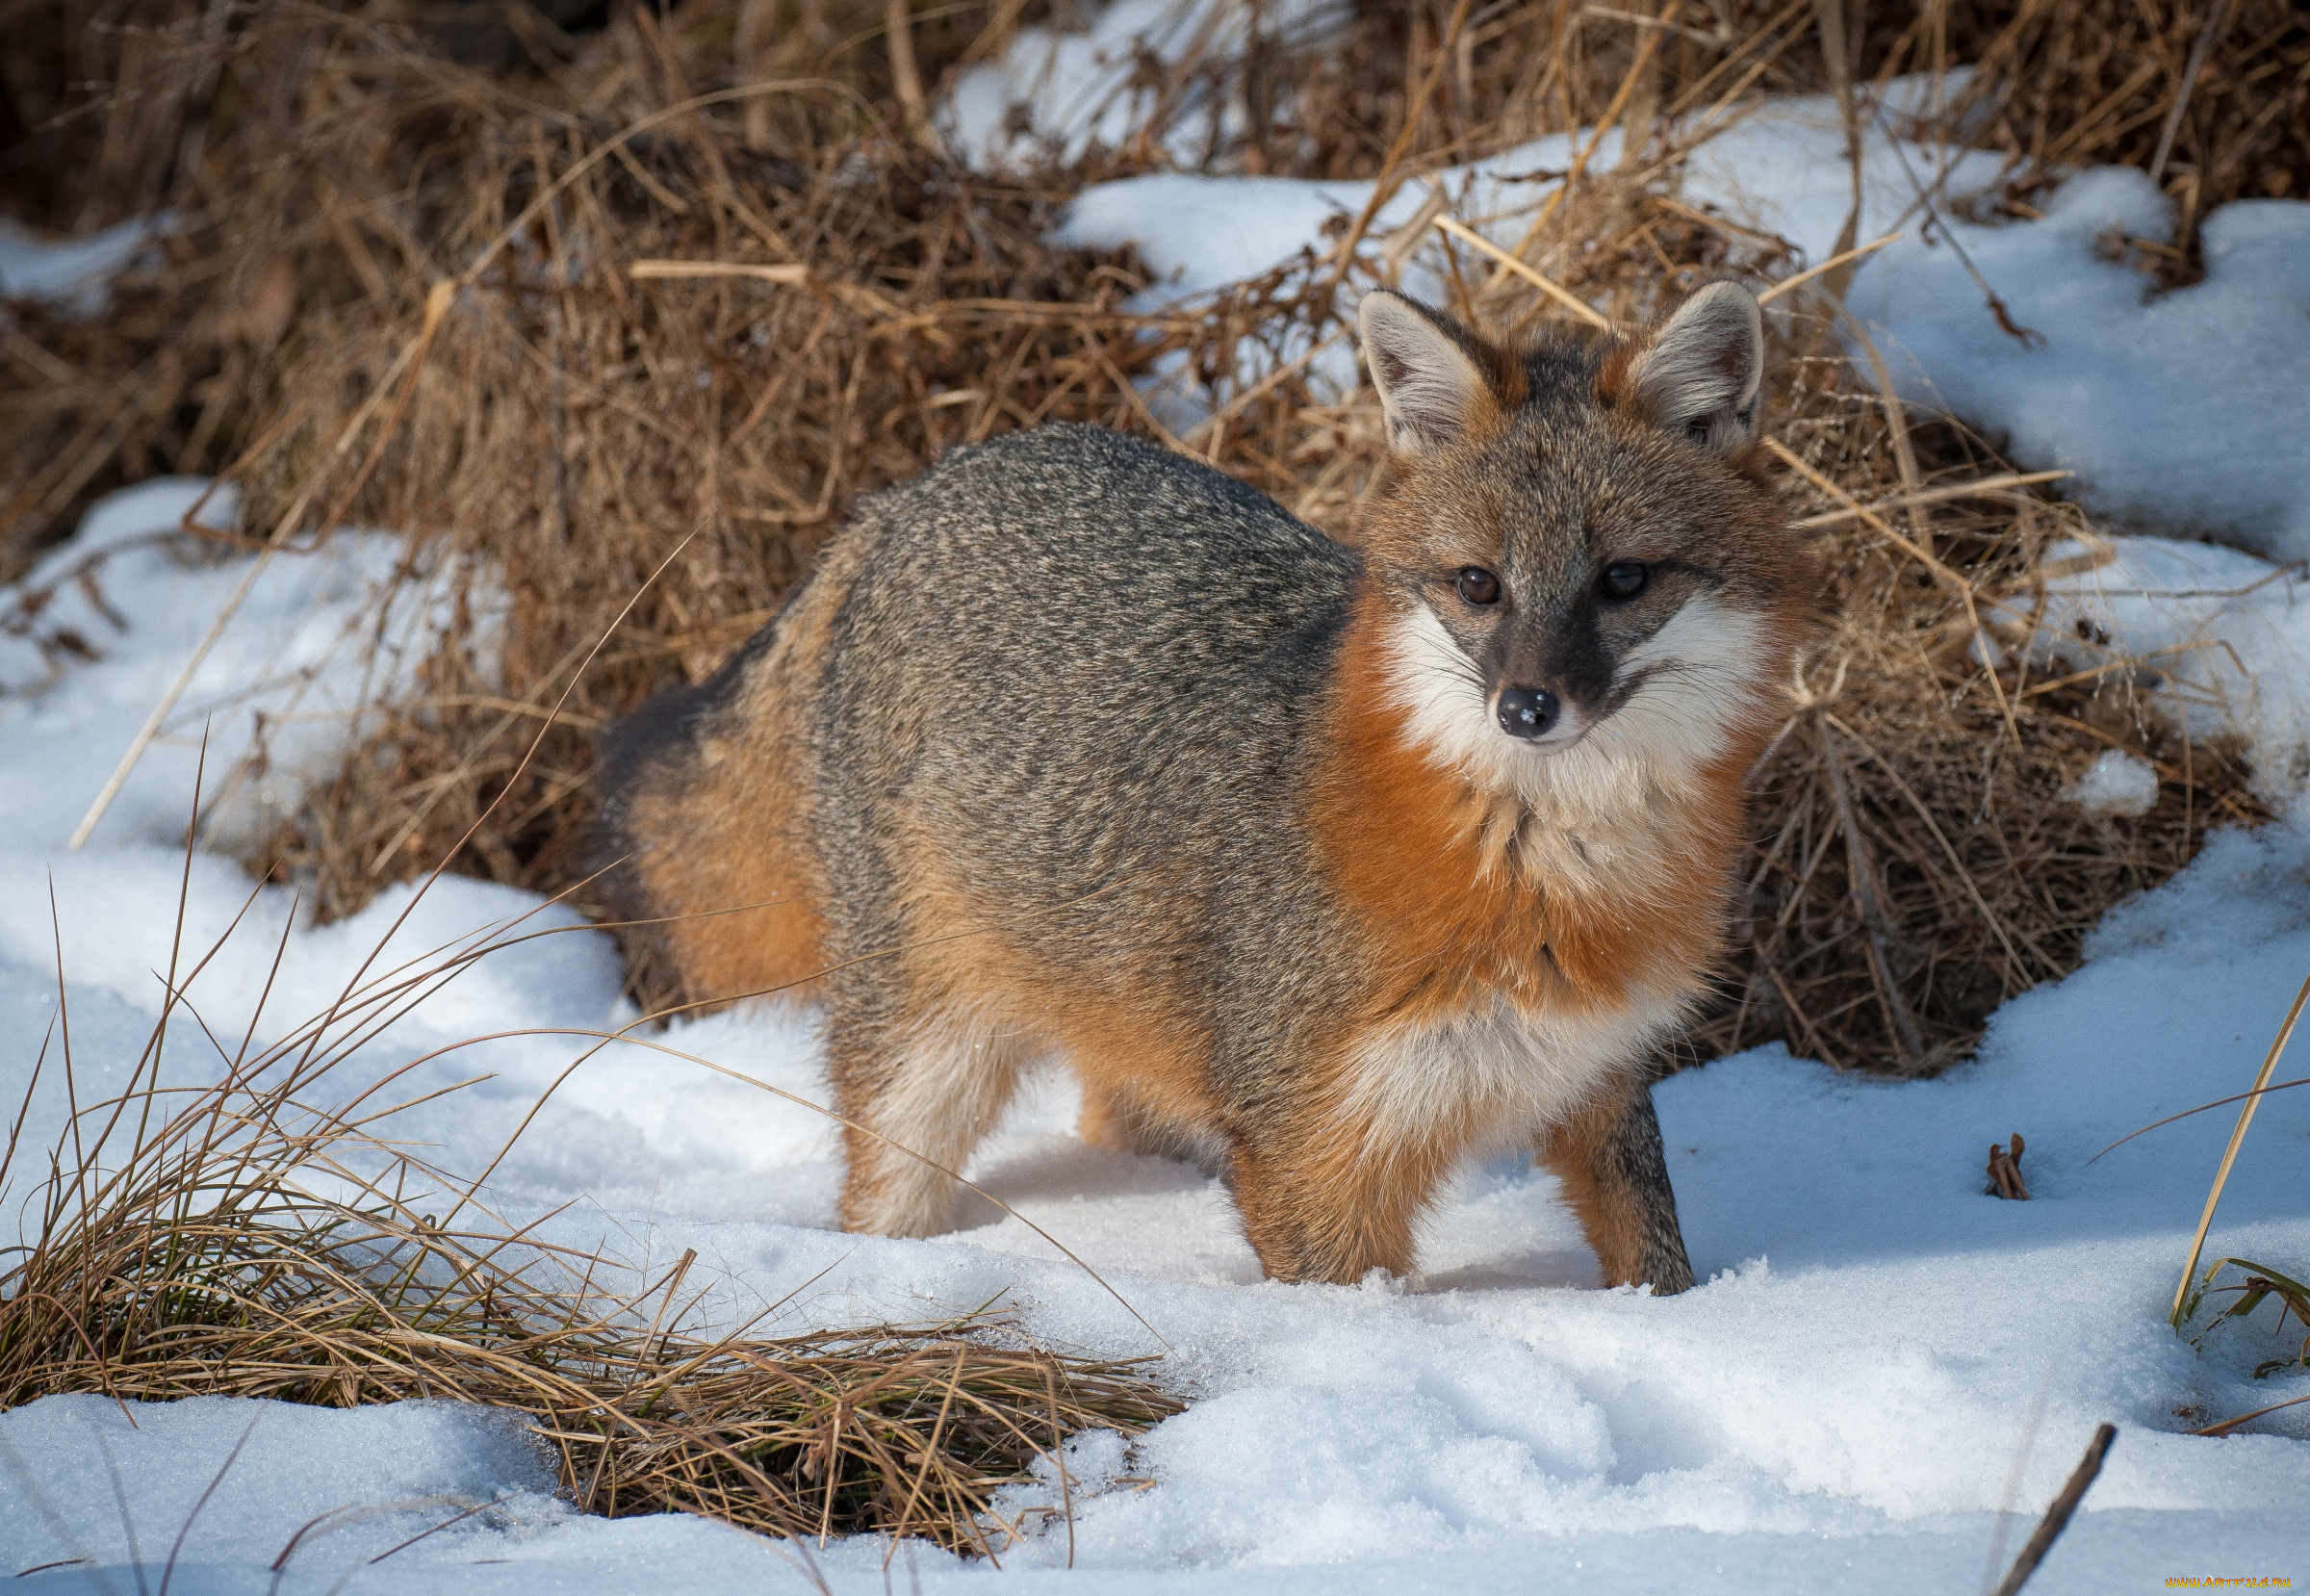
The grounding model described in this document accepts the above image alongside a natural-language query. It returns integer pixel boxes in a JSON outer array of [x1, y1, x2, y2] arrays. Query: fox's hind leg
[[831, 1000, 1028, 1239], [1537, 1079, 1694, 1294], [1076, 1077, 1223, 1167]]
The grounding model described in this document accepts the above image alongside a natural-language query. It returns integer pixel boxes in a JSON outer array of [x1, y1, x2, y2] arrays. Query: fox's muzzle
[[1496, 685, 1561, 741]]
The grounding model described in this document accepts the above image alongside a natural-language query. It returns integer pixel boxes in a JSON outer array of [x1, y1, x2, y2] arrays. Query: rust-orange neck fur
[[1310, 588, 1769, 1029]]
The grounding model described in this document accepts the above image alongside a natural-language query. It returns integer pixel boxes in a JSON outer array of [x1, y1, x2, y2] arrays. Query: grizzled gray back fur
[[813, 425, 1362, 1093]]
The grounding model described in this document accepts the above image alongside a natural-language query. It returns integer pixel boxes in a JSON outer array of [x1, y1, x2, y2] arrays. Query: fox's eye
[[1599, 561, 1648, 600], [1455, 567, 1502, 605]]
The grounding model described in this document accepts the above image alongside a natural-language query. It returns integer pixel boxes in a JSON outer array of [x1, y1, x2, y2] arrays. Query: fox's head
[[1353, 282, 1814, 808]]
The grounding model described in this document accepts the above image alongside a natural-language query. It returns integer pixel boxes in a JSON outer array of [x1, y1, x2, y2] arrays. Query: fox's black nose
[[1497, 686, 1560, 741]]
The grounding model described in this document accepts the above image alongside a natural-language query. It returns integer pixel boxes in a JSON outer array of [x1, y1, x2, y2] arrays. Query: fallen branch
[[1989, 1424, 2116, 1596]]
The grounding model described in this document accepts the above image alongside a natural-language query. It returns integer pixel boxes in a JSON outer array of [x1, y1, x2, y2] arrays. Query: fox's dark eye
[[1456, 567, 1502, 605], [1599, 561, 1648, 600]]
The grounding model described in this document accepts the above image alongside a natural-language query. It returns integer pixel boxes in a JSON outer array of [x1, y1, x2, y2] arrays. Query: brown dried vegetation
[[2, 0, 2299, 1089]]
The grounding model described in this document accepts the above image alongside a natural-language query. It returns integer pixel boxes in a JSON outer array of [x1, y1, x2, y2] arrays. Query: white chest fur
[[1339, 988, 1683, 1157]]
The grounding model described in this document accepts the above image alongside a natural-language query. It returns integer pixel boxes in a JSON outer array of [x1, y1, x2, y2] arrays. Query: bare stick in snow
[[1989, 1424, 2116, 1596]]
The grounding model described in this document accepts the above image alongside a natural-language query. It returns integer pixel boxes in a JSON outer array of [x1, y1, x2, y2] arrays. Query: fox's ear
[[1624, 281, 1762, 451], [1358, 290, 1497, 457]]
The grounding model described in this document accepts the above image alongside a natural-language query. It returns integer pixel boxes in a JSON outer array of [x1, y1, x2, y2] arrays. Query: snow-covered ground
[[7, 26, 2310, 1596], [2020, 536, 2310, 795]]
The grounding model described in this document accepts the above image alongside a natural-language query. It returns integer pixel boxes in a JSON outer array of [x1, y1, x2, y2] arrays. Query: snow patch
[[0, 477, 487, 853], [2066, 750, 2159, 817], [2007, 534, 2310, 797], [940, 0, 1349, 173], [0, 215, 167, 316], [1841, 169, 2310, 558]]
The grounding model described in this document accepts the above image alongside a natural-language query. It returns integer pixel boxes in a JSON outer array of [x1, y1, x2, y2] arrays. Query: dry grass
[[2183, 1256, 2310, 1377], [1940, 0, 2310, 283], [0, 826, 1178, 1555], [1, 0, 2298, 1094], [2178, 1255, 2310, 1436], [1696, 397, 2269, 1072]]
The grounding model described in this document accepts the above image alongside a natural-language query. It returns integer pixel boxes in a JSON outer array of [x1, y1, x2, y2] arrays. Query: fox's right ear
[[1358, 290, 1496, 457]]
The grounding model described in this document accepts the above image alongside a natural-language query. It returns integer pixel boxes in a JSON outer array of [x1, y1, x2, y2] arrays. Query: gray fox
[[594, 281, 1814, 1290]]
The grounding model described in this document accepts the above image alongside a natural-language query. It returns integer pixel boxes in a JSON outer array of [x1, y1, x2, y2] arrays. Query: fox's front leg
[[1224, 1120, 1450, 1285], [1537, 1078, 1695, 1294]]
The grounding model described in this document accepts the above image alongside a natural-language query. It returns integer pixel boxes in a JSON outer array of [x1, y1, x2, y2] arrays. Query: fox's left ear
[[1618, 281, 1762, 451]]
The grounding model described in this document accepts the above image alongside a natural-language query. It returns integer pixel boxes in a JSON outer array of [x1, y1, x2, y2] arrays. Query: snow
[[1061, 169, 1388, 300], [1049, 129, 1625, 432], [5, 41, 2310, 1596], [0, 215, 166, 316], [0, 1392, 802, 1595], [2012, 534, 2310, 798], [2066, 749, 2160, 817], [1835, 168, 2310, 559], [46, 1374, 2305, 1596], [0, 476, 478, 855], [940, 0, 1349, 174]]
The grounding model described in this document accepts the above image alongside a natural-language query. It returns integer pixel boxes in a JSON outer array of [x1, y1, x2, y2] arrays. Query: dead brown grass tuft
[[1940, 0, 2310, 282], [1, 0, 2292, 1084], [0, 842, 1178, 1555]]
